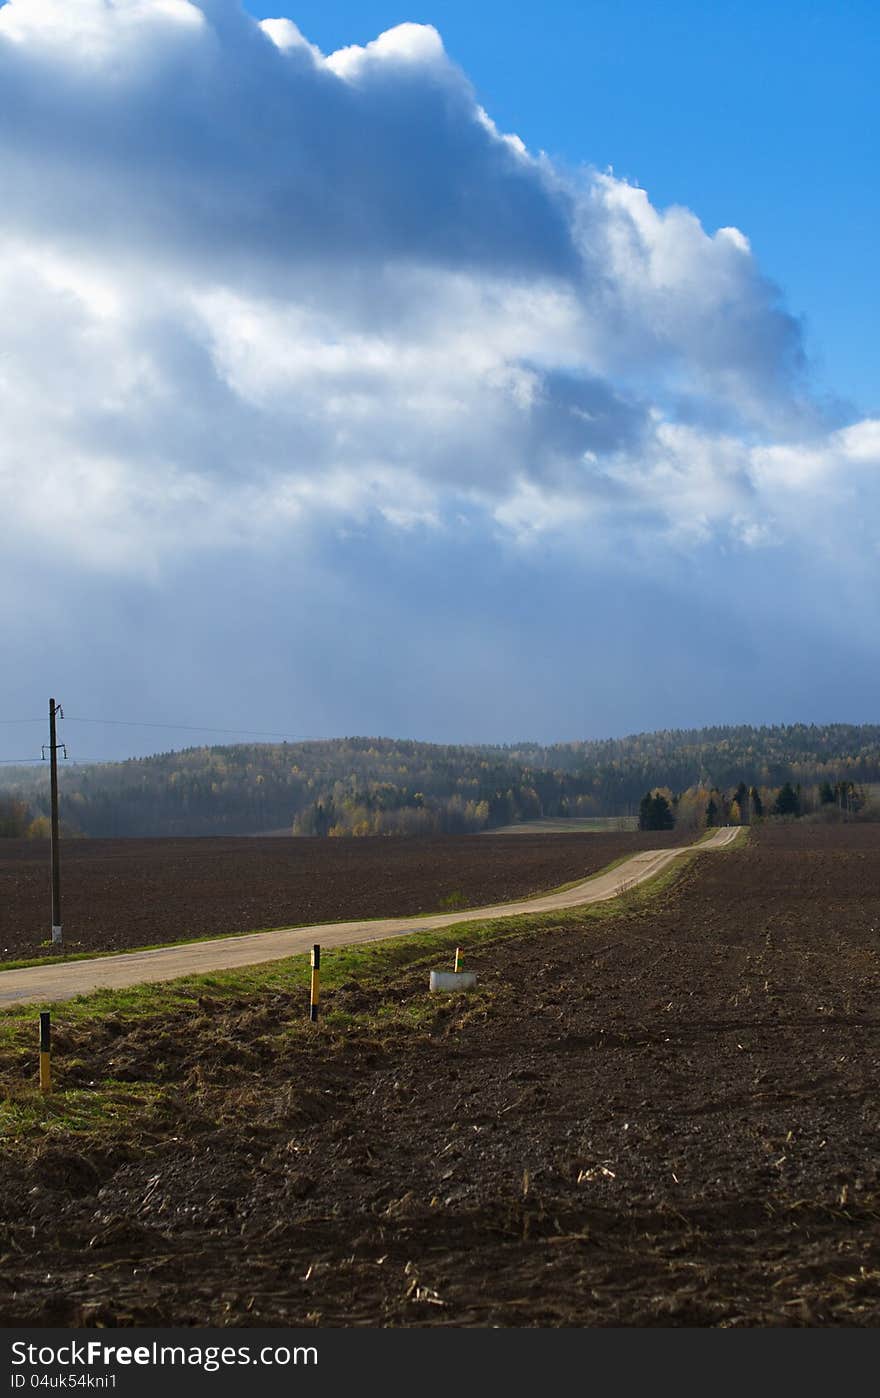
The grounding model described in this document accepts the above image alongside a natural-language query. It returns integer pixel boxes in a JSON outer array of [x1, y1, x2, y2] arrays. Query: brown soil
[[0, 830, 678, 961], [2, 820, 880, 1327]]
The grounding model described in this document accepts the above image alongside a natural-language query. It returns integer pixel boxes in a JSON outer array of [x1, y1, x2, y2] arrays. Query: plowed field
[[1, 820, 879, 1327], [0, 831, 678, 961]]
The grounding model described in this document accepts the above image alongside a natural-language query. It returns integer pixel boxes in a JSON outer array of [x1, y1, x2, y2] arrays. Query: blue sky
[[0, 1, 877, 763]]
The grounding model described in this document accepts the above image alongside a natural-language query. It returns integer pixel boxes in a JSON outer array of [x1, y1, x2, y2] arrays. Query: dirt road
[[0, 827, 739, 1009]]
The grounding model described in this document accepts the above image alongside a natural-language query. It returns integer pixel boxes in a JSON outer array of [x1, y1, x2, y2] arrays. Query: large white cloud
[[0, 0, 876, 598]]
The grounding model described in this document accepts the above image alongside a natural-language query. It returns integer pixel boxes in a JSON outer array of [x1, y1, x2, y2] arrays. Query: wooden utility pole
[[45, 697, 65, 946]]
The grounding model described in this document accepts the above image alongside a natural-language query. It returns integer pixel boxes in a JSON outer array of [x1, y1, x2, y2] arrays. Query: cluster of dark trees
[[638, 776, 869, 831], [0, 724, 878, 839], [638, 791, 676, 830]]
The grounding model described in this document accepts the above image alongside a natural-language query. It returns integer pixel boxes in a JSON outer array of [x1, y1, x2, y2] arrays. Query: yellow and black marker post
[[310, 944, 320, 1022], [39, 1011, 51, 1094], [454, 947, 462, 972]]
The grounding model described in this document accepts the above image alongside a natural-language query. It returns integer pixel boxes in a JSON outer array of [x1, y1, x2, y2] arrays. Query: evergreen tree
[[639, 790, 674, 830], [774, 782, 800, 816], [734, 780, 749, 822]]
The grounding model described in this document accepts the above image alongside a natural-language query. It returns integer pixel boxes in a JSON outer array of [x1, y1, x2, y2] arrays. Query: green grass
[[436, 888, 468, 911], [484, 816, 638, 834], [0, 1081, 166, 1141]]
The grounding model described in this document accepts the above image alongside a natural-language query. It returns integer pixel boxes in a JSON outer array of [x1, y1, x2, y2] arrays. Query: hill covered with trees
[[1, 723, 879, 838]]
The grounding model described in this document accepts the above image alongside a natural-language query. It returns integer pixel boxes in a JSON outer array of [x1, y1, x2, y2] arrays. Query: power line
[[0, 757, 110, 765], [64, 716, 327, 741], [3, 710, 333, 760], [1, 754, 109, 766]]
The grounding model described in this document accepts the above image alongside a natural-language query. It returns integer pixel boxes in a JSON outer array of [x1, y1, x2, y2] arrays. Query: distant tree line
[[0, 724, 879, 838]]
